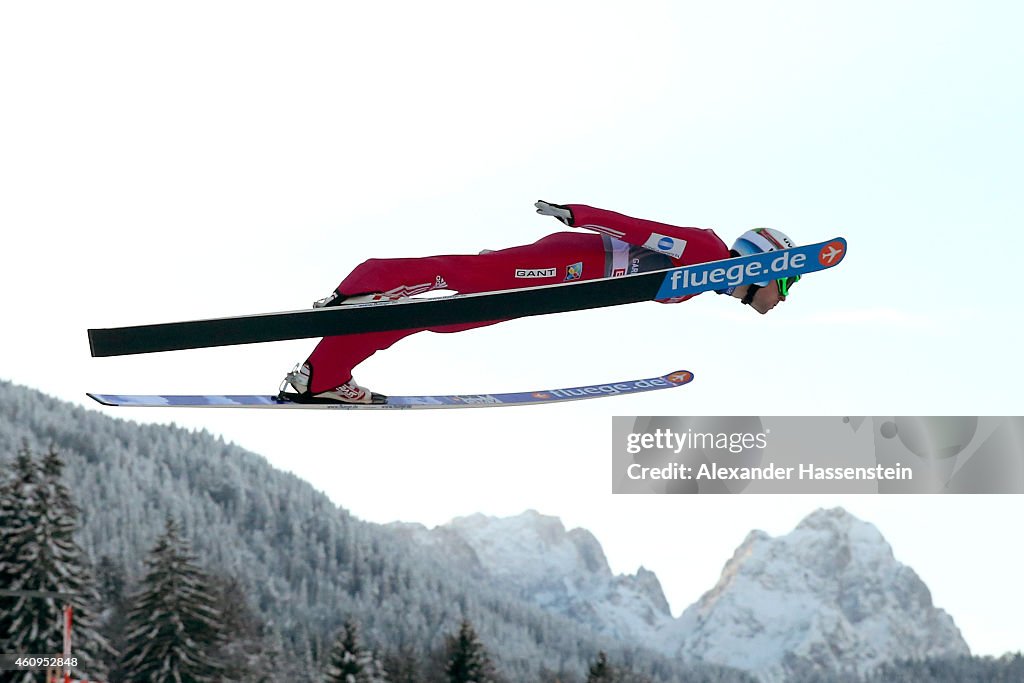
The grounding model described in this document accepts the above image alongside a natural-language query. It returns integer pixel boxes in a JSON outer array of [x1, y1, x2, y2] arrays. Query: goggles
[[777, 275, 800, 297]]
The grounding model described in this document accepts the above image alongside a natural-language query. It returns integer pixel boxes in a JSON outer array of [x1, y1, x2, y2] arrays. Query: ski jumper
[[304, 205, 730, 393]]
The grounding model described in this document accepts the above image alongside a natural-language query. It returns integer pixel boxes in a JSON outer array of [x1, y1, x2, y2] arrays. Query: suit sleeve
[[566, 204, 730, 266]]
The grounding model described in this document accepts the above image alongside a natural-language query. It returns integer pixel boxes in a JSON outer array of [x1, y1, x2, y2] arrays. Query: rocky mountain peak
[[437, 510, 673, 642], [669, 508, 969, 681]]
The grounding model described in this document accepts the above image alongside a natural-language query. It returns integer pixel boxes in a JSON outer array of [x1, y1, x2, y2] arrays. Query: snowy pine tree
[[445, 620, 496, 683], [0, 444, 38, 647], [325, 619, 389, 683], [0, 445, 110, 682], [325, 620, 364, 683], [119, 517, 227, 683]]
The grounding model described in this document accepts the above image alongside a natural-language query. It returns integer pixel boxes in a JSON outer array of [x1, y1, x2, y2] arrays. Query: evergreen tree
[[325, 619, 389, 683], [445, 620, 496, 683], [326, 620, 364, 683], [0, 444, 38, 647], [119, 517, 227, 683], [0, 445, 110, 682], [587, 651, 615, 683]]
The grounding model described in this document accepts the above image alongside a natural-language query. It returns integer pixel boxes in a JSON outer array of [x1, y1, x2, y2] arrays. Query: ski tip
[[664, 370, 695, 385], [817, 237, 847, 269], [86, 393, 117, 406]]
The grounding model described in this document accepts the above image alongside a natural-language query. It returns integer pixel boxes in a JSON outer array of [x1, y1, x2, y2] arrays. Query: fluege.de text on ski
[[661, 248, 807, 295]]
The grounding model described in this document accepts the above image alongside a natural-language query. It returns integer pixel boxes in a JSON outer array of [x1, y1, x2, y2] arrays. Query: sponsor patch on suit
[[642, 233, 686, 259], [515, 268, 557, 278]]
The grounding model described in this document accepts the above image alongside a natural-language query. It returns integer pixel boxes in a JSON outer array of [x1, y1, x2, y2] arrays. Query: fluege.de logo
[[656, 238, 847, 299], [667, 249, 808, 292], [548, 372, 693, 399]]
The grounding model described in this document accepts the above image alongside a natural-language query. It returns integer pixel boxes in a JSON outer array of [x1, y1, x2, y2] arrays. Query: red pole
[[63, 604, 72, 683]]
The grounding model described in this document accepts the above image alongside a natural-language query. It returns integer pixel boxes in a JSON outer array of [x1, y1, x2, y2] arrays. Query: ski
[[88, 238, 846, 357], [87, 369, 695, 409]]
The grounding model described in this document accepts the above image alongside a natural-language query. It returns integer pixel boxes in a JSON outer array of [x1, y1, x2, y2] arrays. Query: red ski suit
[[305, 205, 730, 393]]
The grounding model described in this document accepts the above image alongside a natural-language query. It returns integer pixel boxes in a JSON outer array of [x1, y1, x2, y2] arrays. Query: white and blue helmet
[[731, 228, 796, 288]]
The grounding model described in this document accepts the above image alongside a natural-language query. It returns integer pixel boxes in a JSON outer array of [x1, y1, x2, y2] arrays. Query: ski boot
[[278, 363, 387, 405], [313, 291, 400, 308]]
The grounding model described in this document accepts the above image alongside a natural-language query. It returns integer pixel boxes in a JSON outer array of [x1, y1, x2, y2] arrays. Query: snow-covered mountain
[[665, 507, 970, 681], [398, 510, 675, 643], [414, 507, 970, 682]]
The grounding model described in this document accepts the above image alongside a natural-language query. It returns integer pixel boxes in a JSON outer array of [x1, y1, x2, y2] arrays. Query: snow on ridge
[[435, 509, 675, 642], [446, 509, 608, 581], [669, 507, 970, 680]]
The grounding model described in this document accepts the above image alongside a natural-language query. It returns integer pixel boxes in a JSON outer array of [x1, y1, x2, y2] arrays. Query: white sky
[[2, 0, 1022, 657]]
